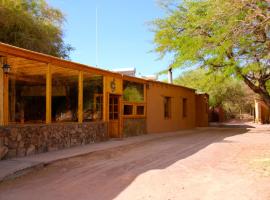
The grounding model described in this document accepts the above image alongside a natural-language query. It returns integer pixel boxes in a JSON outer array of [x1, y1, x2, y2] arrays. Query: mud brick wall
[[123, 118, 146, 137], [0, 122, 108, 160]]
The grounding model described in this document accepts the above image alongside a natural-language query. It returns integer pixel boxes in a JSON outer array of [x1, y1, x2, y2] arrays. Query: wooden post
[[144, 83, 148, 133], [103, 76, 108, 122], [10, 79, 16, 122], [0, 57, 4, 126], [144, 83, 147, 116], [119, 95, 123, 138], [78, 71, 83, 123], [3, 73, 9, 125], [46, 63, 52, 124]]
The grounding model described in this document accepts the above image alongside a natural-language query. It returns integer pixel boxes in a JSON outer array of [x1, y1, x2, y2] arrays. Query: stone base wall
[[0, 122, 108, 160], [123, 118, 146, 137]]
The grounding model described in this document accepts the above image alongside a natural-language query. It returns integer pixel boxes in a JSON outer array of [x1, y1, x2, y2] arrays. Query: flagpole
[[96, 6, 99, 67]]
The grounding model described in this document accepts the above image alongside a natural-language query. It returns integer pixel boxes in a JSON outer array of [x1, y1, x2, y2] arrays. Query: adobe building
[[254, 98, 270, 124], [195, 93, 209, 127], [0, 42, 209, 159]]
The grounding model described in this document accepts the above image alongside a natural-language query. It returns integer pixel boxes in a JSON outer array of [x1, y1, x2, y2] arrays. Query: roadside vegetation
[[0, 0, 72, 58], [153, 0, 270, 108], [175, 68, 256, 118]]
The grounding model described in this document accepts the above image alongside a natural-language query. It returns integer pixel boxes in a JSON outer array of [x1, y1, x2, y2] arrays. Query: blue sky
[[47, 0, 179, 79]]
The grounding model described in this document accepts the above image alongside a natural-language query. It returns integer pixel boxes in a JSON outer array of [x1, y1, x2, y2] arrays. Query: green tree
[[0, 0, 73, 58], [175, 68, 255, 116], [153, 0, 270, 107]]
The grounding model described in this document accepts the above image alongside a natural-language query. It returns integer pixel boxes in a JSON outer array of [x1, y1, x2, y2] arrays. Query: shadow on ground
[[0, 125, 252, 200], [210, 122, 256, 129]]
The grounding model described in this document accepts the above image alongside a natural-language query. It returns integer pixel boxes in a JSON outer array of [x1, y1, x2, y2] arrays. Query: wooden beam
[[0, 57, 3, 125], [119, 95, 123, 138], [10, 79, 16, 122], [0, 43, 122, 78], [78, 71, 83, 123], [103, 76, 108, 122], [123, 75, 147, 84], [3, 73, 9, 125], [46, 63, 52, 124]]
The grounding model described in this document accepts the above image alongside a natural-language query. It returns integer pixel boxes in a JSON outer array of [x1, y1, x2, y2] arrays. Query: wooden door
[[108, 94, 120, 138]]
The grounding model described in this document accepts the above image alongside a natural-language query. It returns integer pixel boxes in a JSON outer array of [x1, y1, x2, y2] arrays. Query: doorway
[[108, 94, 121, 138]]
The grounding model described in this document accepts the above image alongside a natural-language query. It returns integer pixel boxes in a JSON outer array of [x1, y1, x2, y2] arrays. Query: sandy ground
[[0, 124, 270, 200]]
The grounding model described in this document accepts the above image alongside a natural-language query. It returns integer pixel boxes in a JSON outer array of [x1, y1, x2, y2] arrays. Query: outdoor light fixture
[[2, 63, 11, 74]]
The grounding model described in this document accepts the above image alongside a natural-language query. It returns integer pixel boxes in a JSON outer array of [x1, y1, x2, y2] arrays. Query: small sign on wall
[[105, 76, 123, 94]]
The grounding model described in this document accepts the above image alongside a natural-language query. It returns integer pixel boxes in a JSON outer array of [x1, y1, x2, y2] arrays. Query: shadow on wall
[[0, 125, 254, 200]]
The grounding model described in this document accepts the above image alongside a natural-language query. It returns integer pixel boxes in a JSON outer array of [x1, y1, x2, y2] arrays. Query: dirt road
[[0, 124, 270, 200]]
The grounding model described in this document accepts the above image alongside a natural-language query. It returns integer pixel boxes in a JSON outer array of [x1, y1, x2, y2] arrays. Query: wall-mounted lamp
[[2, 63, 11, 74]]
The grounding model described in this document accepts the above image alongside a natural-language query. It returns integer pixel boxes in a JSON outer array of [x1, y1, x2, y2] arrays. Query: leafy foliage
[[175, 68, 255, 115], [153, 0, 270, 107], [123, 82, 144, 103], [0, 0, 73, 58]]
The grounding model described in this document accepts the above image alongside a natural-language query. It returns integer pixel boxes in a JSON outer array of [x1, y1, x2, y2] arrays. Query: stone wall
[[0, 122, 108, 160], [123, 118, 146, 137]]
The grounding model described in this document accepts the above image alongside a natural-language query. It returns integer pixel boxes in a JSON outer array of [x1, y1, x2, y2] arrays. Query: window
[[51, 67, 79, 122], [123, 81, 144, 102], [9, 63, 47, 124], [109, 95, 119, 120], [164, 97, 171, 119], [123, 80, 146, 117], [136, 106, 145, 115], [83, 74, 103, 121], [183, 98, 187, 118], [124, 105, 133, 115], [123, 104, 145, 116]]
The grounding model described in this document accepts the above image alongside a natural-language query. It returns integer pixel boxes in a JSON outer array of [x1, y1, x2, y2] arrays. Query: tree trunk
[[241, 74, 270, 108]]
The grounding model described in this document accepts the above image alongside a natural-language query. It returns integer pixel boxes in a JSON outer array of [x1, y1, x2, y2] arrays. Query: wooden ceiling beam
[[0, 42, 122, 78]]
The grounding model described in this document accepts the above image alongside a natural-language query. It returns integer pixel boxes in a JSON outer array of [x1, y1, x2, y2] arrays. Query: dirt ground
[[0, 123, 270, 200]]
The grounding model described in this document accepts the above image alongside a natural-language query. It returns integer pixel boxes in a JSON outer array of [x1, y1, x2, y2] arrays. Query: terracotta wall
[[261, 107, 270, 123], [255, 99, 270, 124], [146, 82, 196, 133], [195, 94, 209, 127]]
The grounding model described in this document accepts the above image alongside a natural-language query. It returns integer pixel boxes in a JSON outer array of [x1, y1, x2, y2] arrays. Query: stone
[[8, 140, 18, 149], [48, 147, 58, 152], [17, 133, 22, 142], [0, 122, 108, 159], [4, 137, 9, 146], [0, 146, 8, 160], [10, 129, 18, 141], [26, 144, 36, 156], [0, 137, 4, 146], [7, 149, 17, 158], [17, 148, 26, 157], [18, 141, 25, 148]]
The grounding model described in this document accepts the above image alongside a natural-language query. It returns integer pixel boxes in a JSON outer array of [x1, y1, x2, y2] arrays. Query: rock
[[0, 137, 4, 146], [48, 146, 58, 152], [0, 146, 8, 160], [4, 137, 9, 146], [18, 141, 25, 148], [10, 129, 18, 141], [17, 133, 22, 142], [0, 122, 108, 159], [17, 148, 26, 157], [43, 131, 49, 140], [8, 140, 18, 149], [7, 149, 17, 158], [26, 144, 35, 156]]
